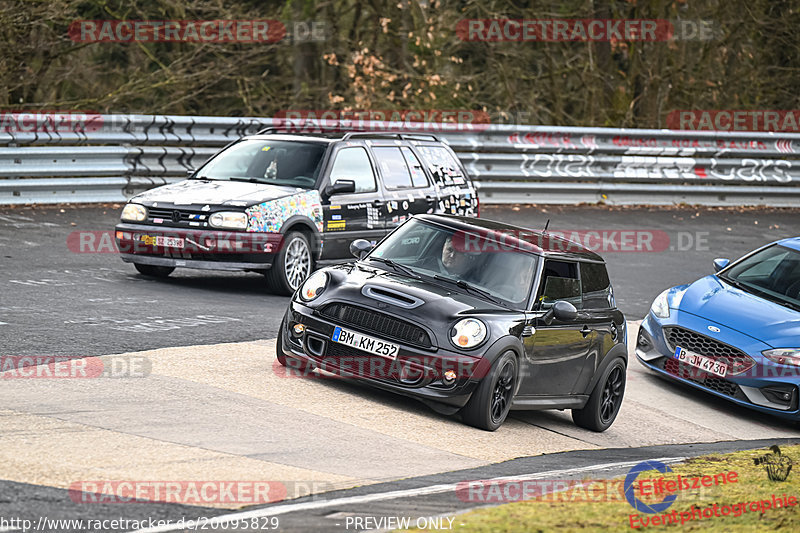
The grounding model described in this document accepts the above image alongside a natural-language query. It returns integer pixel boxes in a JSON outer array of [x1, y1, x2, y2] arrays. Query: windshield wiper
[[717, 273, 747, 291], [227, 176, 271, 184], [433, 275, 503, 306], [776, 299, 800, 312], [369, 257, 421, 279]]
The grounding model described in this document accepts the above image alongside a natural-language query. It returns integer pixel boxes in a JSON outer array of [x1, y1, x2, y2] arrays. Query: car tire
[[265, 231, 312, 296], [572, 358, 626, 432], [133, 263, 175, 278], [460, 351, 517, 431]]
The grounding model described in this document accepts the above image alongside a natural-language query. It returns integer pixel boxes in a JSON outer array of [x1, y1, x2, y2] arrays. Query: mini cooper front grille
[[663, 326, 755, 374], [319, 303, 432, 348], [663, 358, 743, 398]]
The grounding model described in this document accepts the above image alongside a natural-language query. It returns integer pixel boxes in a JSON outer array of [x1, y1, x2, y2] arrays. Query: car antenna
[[543, 219, 550, 233]]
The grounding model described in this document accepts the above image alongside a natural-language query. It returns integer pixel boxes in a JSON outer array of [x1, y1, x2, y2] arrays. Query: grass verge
[[401, 444, 800, 532]]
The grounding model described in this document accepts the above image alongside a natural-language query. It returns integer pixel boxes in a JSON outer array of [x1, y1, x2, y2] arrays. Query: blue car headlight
[[650, 289, 671, 318], [650, 287, 689, 319], [763, 349, 800, 368]]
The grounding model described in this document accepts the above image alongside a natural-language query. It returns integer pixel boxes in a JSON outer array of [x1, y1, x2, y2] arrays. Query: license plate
[[138, 234, 185, 248], [674, 346, 728, 377], [332, 326, 399, 359], [147, 235, 184, 248]]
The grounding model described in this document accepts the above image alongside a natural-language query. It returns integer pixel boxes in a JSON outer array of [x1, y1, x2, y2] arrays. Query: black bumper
[[279, 300, 482, 410]]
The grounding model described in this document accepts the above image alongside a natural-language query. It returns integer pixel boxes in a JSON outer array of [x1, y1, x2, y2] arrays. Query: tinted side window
[[581, 262, 612, 309], [330, 147, 377, 193], [373, 147, 413, 189], [401, 147, 429, 187], [537, 260, 581, 309]]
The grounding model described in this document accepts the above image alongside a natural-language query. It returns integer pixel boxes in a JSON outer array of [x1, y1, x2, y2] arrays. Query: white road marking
[[130, 456, 687, 533]]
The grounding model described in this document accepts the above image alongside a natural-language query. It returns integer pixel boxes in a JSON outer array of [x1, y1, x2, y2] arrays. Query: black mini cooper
[[278, 214, 628, 431], [114, 131, 477, 294]]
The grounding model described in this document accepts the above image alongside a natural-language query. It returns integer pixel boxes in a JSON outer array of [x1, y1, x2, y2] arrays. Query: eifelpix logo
[[624, 461, 678, 514]]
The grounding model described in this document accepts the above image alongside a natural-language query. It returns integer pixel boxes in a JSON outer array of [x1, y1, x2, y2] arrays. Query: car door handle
[[373, 199, 384, 207], [425, 195, 435, 203], [580, 326, 592, 338]]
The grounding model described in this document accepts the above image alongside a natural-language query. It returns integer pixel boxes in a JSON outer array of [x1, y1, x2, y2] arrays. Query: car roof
[[245, 134, 336, 144], [777, 237, 800, 252], [414, 214, 604, 262], [243, 131, 446, 144]]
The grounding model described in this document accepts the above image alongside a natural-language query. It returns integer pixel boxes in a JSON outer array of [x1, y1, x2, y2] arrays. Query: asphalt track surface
[[2, 204, 799, 357], [2, 439, 798, 533], [1, 204, 800, 532]]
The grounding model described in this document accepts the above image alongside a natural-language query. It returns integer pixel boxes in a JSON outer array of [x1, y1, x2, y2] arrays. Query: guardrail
[[2, 114, 800, 206]]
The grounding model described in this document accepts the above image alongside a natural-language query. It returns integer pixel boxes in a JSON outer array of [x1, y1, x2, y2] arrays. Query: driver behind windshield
[[440, 234, 479, 279]]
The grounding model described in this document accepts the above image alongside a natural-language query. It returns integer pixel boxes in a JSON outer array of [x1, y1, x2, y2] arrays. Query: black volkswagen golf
[[278, 214, 628, 431]]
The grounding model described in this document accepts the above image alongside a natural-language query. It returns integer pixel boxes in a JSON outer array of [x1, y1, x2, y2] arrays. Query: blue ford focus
[[637, 238, 800, 421]]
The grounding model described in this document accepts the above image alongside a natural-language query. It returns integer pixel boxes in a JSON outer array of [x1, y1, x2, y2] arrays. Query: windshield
[[196, 139, 326, 188], [721, 244, 800, 309], [369, 219, 538, 307]]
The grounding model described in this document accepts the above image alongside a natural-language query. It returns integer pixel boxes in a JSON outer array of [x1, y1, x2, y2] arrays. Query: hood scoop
[[362, 285, 424, 309]]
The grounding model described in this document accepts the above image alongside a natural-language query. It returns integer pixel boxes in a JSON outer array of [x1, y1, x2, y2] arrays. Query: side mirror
[[542, 300, 578, 325], [350, 239, 374, 260], [325, 179, 356, 197], [713, 258, 730, 272]]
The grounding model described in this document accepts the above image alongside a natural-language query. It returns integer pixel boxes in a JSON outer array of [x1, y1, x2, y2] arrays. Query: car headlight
[[650, 289, 671, 319], [120, 203, 147, 222], [300, 271, 328, 301], [763, 349, 800, 367], [451, 318, 487, 349], [209, 211, 248, 230]]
